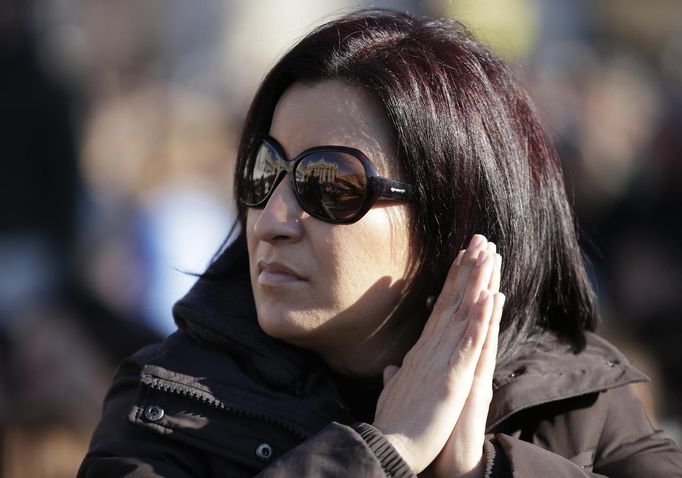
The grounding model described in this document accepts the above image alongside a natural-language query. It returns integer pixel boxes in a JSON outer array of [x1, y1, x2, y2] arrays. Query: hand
[[372, 235, 504, 474], [426, 245, 503, 478]]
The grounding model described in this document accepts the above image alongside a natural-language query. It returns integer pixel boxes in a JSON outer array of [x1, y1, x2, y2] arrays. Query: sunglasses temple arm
[[374, 179, 415, 201]]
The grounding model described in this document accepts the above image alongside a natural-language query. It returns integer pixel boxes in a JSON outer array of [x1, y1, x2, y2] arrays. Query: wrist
[[430, 444, 484, 478], [353, 423, 418, 477], [381, 433, 414, 468]]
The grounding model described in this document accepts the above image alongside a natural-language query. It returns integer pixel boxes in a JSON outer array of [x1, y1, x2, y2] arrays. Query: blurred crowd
[[1, 0, 680, 476]]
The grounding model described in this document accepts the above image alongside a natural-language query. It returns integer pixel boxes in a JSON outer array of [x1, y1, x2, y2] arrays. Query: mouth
[[257, 260, 306, 285]]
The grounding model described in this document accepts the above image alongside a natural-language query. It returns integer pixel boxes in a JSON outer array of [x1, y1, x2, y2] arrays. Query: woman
[[79, 10, 682, 477]]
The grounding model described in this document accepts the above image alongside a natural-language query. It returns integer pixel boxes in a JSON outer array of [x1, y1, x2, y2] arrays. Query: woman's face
[[246, 80, 419, 375]]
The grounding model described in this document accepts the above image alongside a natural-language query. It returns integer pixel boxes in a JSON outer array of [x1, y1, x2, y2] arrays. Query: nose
[[251, 176, 304, 243]]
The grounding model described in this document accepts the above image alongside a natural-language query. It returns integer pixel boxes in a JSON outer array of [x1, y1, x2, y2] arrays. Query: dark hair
[[231, 9, 597, 361]]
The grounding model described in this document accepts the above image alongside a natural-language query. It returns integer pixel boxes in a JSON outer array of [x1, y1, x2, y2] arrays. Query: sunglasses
[[240, 135, 414, 223]]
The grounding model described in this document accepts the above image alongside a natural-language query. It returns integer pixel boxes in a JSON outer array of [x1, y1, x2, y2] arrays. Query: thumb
[[382, 365, 400, 386]]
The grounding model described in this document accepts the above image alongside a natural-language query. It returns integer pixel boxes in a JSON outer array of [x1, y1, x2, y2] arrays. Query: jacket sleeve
[[255, 422, 415, 478], [483, 385, 682, 478]]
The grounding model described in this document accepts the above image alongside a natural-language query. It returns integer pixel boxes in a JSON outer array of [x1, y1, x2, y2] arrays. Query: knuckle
[[437, 378, 456, 400], [440, 291, 463, 309], [449, 339, 473, 366]]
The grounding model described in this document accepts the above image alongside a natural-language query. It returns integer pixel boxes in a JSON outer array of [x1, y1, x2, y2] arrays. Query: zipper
[[140, 374, 308, 440]]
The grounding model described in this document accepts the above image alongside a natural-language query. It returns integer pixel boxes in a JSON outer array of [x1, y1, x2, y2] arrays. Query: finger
[[438, 294, 503, 476], [484, 242, 496, 292], [454, 249, 465, 267], [473, 292, 504, 384], [382, 365, 400, 387], [420, 249, 466, 338], [458, 249, 496, 314], [488, 252, 501, 293], [430, 235, 488, 318], [430, 245, 493, 347], [446, 289, 493, 371]]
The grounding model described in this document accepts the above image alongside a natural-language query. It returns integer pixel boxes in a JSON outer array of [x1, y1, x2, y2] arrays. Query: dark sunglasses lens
[[295, 151, 367, 221], [243, 140, 279, 205]]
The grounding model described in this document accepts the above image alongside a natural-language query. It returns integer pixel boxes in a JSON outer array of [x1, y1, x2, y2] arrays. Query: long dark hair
[[230, 9, 597, 361]]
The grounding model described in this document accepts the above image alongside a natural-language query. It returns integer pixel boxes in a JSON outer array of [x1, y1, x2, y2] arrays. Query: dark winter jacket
[[79, 237, 682, 477]]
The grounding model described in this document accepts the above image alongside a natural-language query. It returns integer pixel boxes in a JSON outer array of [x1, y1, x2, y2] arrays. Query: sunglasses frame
[[241, 134, 415, 224]]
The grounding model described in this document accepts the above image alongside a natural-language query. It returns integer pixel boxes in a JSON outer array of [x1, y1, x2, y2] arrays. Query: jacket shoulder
[[490, 384, 682, 476], [485, 332, 682, 476]]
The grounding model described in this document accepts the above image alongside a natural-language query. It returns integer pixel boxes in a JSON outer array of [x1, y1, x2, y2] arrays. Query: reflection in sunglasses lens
[[244, 141, 370, 221], [296, 152, 366, 220], [247, 142, 279, 204]]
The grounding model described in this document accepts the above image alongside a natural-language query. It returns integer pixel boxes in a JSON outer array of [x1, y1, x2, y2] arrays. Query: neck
[[316, 311, 424, 377]]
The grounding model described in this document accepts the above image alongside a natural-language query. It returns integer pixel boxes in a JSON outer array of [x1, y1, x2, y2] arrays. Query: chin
[[255, 307, 320, 346]]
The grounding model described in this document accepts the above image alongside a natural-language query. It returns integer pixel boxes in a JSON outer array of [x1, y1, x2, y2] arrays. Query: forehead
[[268, 80, 399, 176]]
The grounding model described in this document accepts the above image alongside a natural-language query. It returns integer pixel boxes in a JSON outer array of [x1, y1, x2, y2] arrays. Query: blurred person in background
[[78, 10, 682, 477], [522, 0, 682, 438], [0, 2, 100, 476], [0, 1, 162, 476]]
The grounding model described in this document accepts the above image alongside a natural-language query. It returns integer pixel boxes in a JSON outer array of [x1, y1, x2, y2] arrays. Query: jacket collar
[[487, 330, 649, 431]]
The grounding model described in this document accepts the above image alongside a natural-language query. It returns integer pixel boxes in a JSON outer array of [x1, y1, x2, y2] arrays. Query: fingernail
[[478, 290, 490, 304], [494, 293, 506, 323], [476, 250, 488, 267], [469, 234, 485, 249], [487, 242, 496, 254], [454, 249, 465, 266]]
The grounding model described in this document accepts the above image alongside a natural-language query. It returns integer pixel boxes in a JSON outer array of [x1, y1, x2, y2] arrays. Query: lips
[[257, 260, 306, 285]]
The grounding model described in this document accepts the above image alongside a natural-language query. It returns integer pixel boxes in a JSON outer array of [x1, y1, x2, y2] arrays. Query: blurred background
[[1, 0, 681, 476]]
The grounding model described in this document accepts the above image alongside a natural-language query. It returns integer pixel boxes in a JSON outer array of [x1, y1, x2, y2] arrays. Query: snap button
[[255, 443, 273, 462], [508, 368, 523, 379], [143, 404, 165, 422], [605, 360, 618, 368]]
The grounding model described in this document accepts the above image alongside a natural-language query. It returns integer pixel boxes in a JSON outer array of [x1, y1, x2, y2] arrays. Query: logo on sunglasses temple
[[390, 187, 406, 193]]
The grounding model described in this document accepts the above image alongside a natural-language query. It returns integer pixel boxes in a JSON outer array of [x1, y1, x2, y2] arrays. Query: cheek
[[245, 210, 257, 239], [245, 210, 259, 258], [363, 207, 413, 269], [328, 207, 414, 295]]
